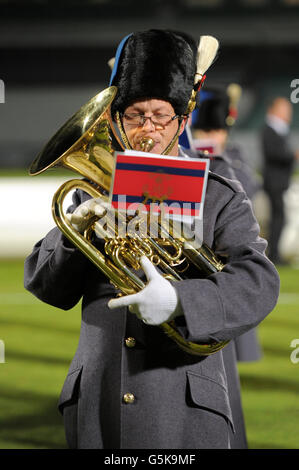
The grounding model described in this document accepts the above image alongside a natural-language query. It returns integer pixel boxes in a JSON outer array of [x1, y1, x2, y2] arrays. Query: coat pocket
[[58, 366, 83, 414], [186, 371, 235, 433]]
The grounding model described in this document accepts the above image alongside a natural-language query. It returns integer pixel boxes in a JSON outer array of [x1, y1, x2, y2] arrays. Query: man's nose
[[142, 117, 155, 130]]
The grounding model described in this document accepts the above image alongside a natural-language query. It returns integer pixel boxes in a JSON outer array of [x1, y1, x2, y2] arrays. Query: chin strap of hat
[[162, 116, 186, 155], [115, 111, 133, 150]]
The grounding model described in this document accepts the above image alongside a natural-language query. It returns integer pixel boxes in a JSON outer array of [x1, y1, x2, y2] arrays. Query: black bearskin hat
[[192, 87, 230, 131], [110, 29, 198, 117]]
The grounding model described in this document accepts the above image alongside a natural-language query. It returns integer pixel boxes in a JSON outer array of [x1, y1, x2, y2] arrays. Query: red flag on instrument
[[110, 150, 209, 219]]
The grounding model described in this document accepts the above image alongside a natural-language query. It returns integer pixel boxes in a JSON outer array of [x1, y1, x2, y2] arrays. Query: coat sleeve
[[173, 190, 280, 344], [24, 189, 91, 310]]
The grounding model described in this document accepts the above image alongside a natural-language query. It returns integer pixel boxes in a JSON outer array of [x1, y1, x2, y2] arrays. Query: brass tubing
[[52, 179, 137, 295]]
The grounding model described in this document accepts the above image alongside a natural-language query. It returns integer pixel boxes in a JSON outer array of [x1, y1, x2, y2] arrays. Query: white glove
[[66, 198, 108, 234], [108, 256, 182, 325]]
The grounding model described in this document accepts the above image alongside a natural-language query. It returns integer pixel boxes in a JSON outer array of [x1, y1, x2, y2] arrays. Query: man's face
[[269, 98, 293, 124], [122, 98, 187, 156]]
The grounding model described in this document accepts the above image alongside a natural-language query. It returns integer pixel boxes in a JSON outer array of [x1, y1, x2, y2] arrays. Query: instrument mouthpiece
[[139, 137, 155, 152]]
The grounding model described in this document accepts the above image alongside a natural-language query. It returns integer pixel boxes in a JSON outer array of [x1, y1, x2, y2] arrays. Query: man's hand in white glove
[[108, 256, 182, 325], [66, 198, 108, 234]]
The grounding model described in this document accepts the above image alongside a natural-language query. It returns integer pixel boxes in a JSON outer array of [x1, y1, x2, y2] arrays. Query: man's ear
[[178, 115, 189, 136]]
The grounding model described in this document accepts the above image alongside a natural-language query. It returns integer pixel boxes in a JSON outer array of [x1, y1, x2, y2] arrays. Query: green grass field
[[0, 259, 298, 449]]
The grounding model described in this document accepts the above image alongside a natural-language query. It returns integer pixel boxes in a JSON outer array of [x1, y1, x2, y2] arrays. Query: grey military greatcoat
[[207, 150, 262, 363], [24, 172, 279, 449]]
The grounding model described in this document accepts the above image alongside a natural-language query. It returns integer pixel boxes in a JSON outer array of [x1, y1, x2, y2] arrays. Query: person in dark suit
[[261, 97, 299, 265], [24, 30, 279, 449]]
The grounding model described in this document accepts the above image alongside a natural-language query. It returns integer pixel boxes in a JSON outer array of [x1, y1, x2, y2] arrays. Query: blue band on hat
[[198, 90, 215, 103], [109, 34, 133, 86], [191, 108, 199, 126]]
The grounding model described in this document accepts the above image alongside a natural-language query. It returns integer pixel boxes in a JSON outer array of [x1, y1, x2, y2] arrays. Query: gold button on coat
[[123, 393, 135, 404], [125, 337, 136, 348]]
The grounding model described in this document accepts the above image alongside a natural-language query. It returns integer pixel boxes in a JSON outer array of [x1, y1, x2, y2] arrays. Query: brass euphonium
[[29, 86, 228, 356]]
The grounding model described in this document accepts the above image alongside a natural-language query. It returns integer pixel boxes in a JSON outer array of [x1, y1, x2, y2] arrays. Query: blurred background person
[[261, 97, 299, 265], [183, 84, 262, 364], [190, 84, 260, 201]]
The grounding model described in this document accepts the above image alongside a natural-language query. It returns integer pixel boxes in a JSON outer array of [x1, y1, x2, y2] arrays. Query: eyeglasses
[[122, 113, 183, 128]]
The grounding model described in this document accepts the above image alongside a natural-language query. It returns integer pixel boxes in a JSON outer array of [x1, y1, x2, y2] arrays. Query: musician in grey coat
[[24, 30, 279, 449], [190, 86, 262, 364]]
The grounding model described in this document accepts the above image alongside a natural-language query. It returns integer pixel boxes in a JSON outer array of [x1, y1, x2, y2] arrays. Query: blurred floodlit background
[[0, 0, 299, 450], [1, 0, 299, 259]]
